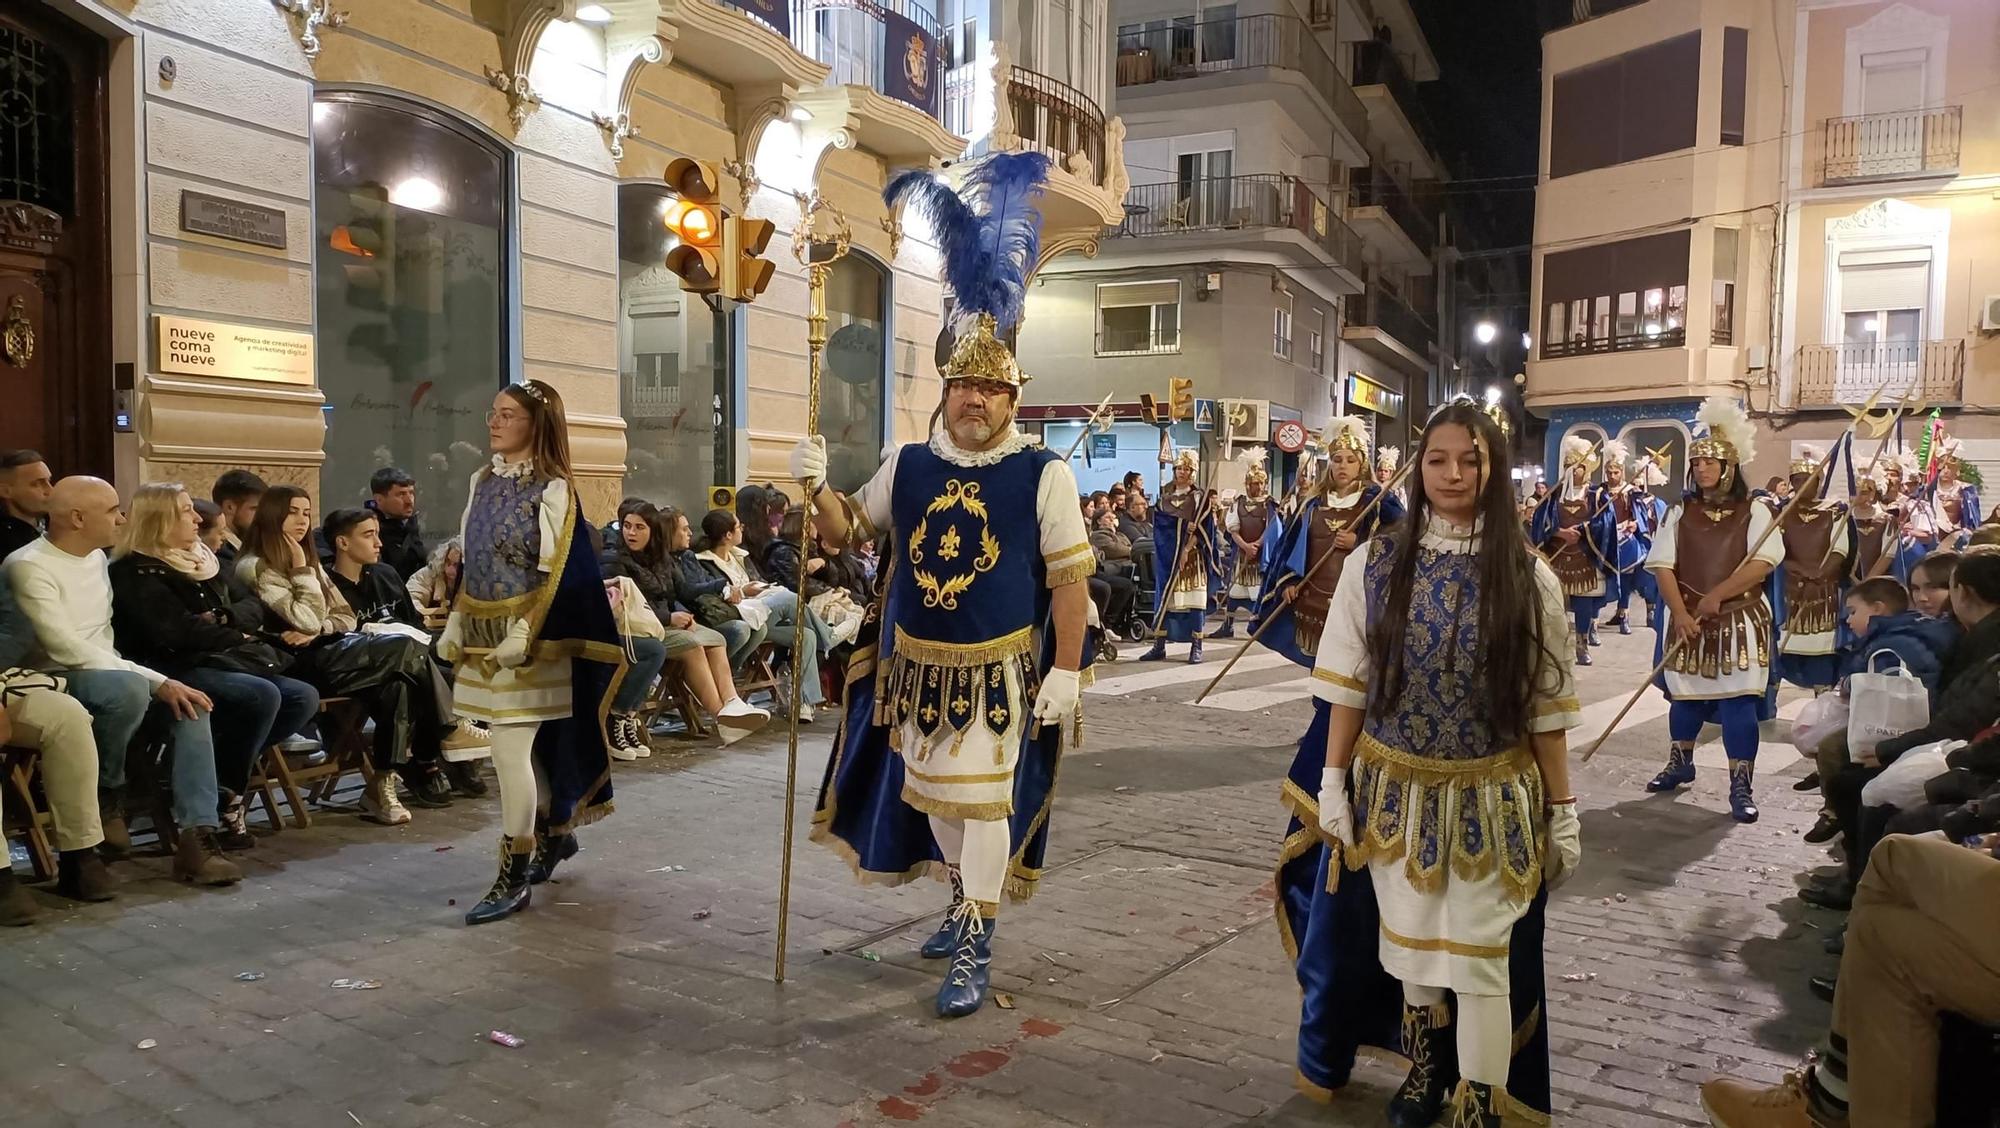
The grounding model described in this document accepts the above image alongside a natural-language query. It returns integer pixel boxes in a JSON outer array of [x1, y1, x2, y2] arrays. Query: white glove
[[1032, 668, 1081, 725], [1546, 802, 1582, 890], [1316, 766, 1354, 848], [790, 435, 827, 486], [436, 612, 465, 664], [492, 618, 533, 669]]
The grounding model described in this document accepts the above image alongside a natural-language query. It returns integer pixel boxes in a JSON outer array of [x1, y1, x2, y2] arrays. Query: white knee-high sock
[[1402, 982, 1446, 1008], [1456, 991, 1512, 1085], [958, 817, 1010, 913], [488, 723, 539, 840], [928, 814, 964, 865]]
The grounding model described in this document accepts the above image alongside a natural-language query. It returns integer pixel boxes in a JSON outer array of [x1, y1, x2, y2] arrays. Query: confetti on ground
[[993, 992, 1015, 1010], [488, 1031, 524, 1048], [329, 979, 382, 991], [691, 909, 712, 920], [135, 1039, 156, 1051], [234, 972, 265, 982]]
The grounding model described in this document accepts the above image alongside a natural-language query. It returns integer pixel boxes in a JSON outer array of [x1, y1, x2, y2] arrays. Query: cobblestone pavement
[[1, 626, 1839, 1127]]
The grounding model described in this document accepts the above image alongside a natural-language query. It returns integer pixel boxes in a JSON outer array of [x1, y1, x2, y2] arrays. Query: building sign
[[1347, 372, 1403, 417], [1089, 433, 1118, 460], [882, 10, 940, 116], [178, 190, 287, 250], [1272, 419, 1308, 453], [155, 315, 314, 385], [1192, 398, 1215, 431], [1221, 398, 1264, 444], [714, 0, 789, 37]]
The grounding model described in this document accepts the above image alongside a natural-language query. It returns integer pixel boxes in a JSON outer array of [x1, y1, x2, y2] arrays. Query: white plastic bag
[[1792, 693, 1850, 755], [1848, 649, 1931, 762], [1860, 740, 1964, 809]]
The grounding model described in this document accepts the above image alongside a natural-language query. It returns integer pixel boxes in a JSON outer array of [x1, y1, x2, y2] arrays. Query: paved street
[[1, 625, 1837, 1128]]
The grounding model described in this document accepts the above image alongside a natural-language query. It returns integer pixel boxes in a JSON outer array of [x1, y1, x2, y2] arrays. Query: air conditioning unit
[[1982, 294, 2000, 332]]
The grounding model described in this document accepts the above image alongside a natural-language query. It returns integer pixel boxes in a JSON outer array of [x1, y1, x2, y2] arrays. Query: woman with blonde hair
[[109, 483, 321, 851], [437, 379, 626, 925]]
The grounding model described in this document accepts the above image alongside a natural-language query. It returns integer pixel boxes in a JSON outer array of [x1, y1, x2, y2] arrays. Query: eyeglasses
[[487, 410, 525, 425]]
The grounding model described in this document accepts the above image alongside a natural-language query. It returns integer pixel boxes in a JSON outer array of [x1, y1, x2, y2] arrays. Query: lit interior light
[[1521, 332, 1532, 350], [389, 176, 444, 212], [1474, 320, 1497, 345], [1666, 316, 1680, 330], [575, 4, 613, 23], [1644, 322, 1663, 338], [1484, 385, 1502, 405], [1864, 318, 1880, 333]]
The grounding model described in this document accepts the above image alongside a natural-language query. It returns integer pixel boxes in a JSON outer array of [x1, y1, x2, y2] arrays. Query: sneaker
[[616, 713, 651, 758], [1803, 812, 1840, 844], [444, 759, 489, 798], [797, 703, 816, 724], [399, 769, 454, 810], [719, 696, 770, 720], [360, 776, 412, 825], [441, 719, 492, 753], [1697, 1067, 1836, 1128], [717, 708, 771, 747], [1793, 770, 1822, 793], [215, 791, 257, 851], [1800, 879, 1852, 911]]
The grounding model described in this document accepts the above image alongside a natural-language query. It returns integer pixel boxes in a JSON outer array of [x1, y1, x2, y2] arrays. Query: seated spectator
[[0, 572, 116, 911], [109, 483, 324, 853], [405, 537, 463, 631], [366, 467, 428, 580], [696, 509, 830, 723], [237, 486, 450, 826], [1908, 550, 1959, 623], [1090, 508, 1139, 638], [324, 507, 491, 790], [4, 476, 238, 886], [601, 503, 769, 745], [1969, 523, 2000, 549], [1699, 834, 2000, 1128], [766, 507, 868, 653], [1118, 492, 1157, 601], [664, 505, 768, 671], [209, 469, 266, 570], [855, 538, 879, 584], [0, 449, 52, 561], [193, 498, 228, 555]]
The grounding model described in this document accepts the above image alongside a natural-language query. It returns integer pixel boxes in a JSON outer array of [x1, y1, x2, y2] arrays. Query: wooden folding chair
[[641, 666, 710, 740], [1, 746, 55, 880], [735, 644, 785, 710]]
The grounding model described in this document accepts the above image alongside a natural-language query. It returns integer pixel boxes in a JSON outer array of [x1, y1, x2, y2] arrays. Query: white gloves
[[492, 618, 533, 669], [1316, 766, 1354, 847], [790, 435, 827, 487], [1546, 802, 1582, 890], [1032, 668, 1082, 726], [436, 612, 465, 663]]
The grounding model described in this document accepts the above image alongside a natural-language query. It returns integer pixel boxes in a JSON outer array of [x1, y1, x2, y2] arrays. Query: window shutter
[[1838, 253, 1928, 312], [1099, 280, 1180, 308]]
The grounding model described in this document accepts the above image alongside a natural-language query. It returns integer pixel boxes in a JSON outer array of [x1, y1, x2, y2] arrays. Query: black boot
[[96, 788, 130, 860], [444, 759, 489, 798], [57, 849, 117, 902], [933, 902, 993, 1018], [526, 829, 578, 885], [1729, 759, 1759, 823], [0, 868, 38, 926], [1646, 742, 1696, 792], [1140, 638, 1167, 661], [921, 867, 966, 959], [465, 837, 532, 925], [1188, 636, 1204, 664], [1448, 1080, 1501, 1128], [1386, 1000, 1455, 1127]]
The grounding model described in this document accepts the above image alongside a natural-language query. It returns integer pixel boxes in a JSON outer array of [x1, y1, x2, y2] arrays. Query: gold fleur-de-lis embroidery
[[938, 525, 963, 560]]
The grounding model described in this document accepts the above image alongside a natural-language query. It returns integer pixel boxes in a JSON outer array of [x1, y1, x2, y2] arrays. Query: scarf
[[160, 542, 220, 582]]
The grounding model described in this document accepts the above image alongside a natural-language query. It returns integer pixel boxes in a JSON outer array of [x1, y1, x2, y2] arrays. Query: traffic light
[[1169, 377, 1194, 422], [662, 157, 724, 294], [721, 215, 777, 302], [1139, 393, 1161, 425]]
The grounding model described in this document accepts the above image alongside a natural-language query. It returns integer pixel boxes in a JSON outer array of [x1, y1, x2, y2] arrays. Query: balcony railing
[[1347, 161, 1437, 251], [1792, 339, 1963, 407], [1348, 284, 1436, 358], [1113, 15, 1367, 144], [788, 0, 946, 120], [1351, 40, 1426, 124], [1821, 106, 1961, 186], [1111, 173, 1363, 272], [942, 59, 977, 138], [1006, 66, 1105, 181], [1541, 326, 1685, 359], [1096, 327, 1180, 355]]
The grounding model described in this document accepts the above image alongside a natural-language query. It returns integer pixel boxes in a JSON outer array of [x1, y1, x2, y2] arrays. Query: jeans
[[182, 668, 320, 796], [157, 706, 224, 831], [56, 668, 152, 792], [614, 637, 668, 713], [716, 618, 768, 671], [754, 588, 826, 706]]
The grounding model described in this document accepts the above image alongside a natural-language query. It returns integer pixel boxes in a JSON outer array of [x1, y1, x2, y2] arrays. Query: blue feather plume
[[884, 151, 1050, 334]]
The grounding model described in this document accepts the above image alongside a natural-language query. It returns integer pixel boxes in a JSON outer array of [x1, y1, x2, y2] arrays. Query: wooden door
[[0, 7, 112, 476]]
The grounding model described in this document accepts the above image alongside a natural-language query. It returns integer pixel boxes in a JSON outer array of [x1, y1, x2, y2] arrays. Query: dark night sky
[[1409, 0, 1552, 248]]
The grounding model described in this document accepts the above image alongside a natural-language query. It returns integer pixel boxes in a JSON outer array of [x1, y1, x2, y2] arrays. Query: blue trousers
[[716, 619, 768, 671], [613, 637, 668, 712], [182, 669, 320, 796], [1668, 696, 1761, 763], [57, 668, 151, 791]]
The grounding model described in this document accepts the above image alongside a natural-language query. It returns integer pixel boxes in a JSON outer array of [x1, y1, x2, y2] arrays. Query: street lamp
[[1484, 385, 1502, 406], [1474, 321, 1498, 345]]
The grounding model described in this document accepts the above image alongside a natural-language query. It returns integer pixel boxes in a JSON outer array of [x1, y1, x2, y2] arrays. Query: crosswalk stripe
[[1196, 676, 1317, 712], [1086, 649, 1294, 697]]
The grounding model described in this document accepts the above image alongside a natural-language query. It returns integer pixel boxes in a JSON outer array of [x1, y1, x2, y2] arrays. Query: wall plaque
[[179, 190, 288, 250], [156, 315, 314, 386]]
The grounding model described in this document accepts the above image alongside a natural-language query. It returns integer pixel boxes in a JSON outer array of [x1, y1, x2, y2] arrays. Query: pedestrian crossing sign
[[1193, 398, 1216, 431]]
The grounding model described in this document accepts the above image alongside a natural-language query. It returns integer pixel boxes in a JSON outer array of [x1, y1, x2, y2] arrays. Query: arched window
[[616, 182, 732, 514], [312, 94, 508, 522], [821, 253, 890, 493]]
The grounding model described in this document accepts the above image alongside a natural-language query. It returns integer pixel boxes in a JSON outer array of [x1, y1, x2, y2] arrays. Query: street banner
[[882, 10, 940, 116]]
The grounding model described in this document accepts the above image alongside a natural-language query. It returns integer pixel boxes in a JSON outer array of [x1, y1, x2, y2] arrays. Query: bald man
[[4, 477, 240, 885]]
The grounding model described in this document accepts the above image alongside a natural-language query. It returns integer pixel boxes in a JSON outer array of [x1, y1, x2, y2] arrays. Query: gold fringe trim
[[1045, 558, 1096, 589], [1379, 921, 1508, 959], [1784, 579, 1840, 636], [1312, 666, 1365, 692], [899, 784, 1016, 822], [891, 624, 1034, 667], [1043, 541, 1093, 568], [1347, 733, 1546, 906]]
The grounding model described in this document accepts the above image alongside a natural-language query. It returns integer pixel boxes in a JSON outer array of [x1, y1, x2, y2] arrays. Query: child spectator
[[1837, 576, 1955, 694]]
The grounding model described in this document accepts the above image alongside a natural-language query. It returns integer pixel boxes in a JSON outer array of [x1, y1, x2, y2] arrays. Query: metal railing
[[1096, 326, 1179, 355], [1112, 15, 1367, 144], [1111, 173, 1363, 273], [1540, 325, 1685, 359], [1792, 339, 1963, 407], [942, 60, 978, 138], [1006, 66, 1105, 182], [1559, 0, 1648, 27], [1347, 284, 1436, 358], [1821, 106, 1961, 185], [1351, 40, 1426, 124], [1347, 160, 1437, 251], [788, 0, 946, 120]]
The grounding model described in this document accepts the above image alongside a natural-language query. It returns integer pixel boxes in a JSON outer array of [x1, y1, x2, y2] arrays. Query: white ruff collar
[[1419, 513, 1483, 554], [930, 428, 1034, 467], [490, 455, 534, 480], [1327, 488, 1364, 508]]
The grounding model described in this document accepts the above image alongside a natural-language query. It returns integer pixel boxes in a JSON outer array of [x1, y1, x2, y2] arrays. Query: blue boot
[[920, 868, 965, 959], [1213, 617, 1236, 639], [1729, 759, 1759, 823], [1646, 742, 1696, 792], [934, 903, 993, 1018], [526, 830, 578, 885], [1188, 636, 1204, 664], [1140, 639, 1167, 662], [465, 836, 532, 926]]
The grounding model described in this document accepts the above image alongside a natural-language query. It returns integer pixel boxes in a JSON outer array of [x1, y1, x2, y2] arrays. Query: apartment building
[[1526, 0, 2000, 488]]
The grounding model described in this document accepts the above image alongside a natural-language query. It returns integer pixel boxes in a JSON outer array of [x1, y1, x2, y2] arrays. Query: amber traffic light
[[1168, 377, 1195, 422], [722, 216, 777, 302], [662, 157, 724, 294]]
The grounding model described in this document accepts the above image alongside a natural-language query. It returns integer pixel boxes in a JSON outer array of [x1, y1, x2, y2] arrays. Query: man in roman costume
[[1142, 447, 1216, 664], [1596, 440, 1658, 636], [1771, 444, 1850, 692], [1214, 447, 1275, 639], [1531, 435, 1617, 666], [1931, 439, 1982, 550], [1848, 462, 1891, 583]]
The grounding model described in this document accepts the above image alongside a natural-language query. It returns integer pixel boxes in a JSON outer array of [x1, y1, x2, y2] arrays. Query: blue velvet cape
[[1252, 485, 1404, 669], [1530, 487, 1619, 623]]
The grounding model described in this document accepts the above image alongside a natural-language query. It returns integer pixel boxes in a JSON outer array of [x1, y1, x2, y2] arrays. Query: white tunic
[[1645, 501, 1785, 700], [453, 462, 574, 726]]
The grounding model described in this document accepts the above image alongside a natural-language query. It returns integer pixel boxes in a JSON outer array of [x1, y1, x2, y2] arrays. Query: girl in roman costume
[[1847, 463, 1891, 583], [1256, 415, 1406, 668], [805, 151, 1097, 1019], [1530, 436, 1617, 666], [1215, 447, 1275, 640], [1932, 440, 1982, 549], [1288, 399, 1580, 1128], [439, 379, 627, 925], [1876, 451, 1935, 581], [1771, 444, 1850, 692], [1642, 397, 1784, 824], [1376, 445, 1405, 505], [1625, 449, 1672, 618], [1595, 441, 1658, 637], [1143, 447, 1217, 664]]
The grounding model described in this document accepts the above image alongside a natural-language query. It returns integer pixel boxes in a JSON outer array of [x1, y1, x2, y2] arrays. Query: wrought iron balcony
[[1791, 339, 1963, 408], [1347, 283, 1435, 359], [1004, 65, 1105, 182], [1110, 173, 1362, 271], [1113, 15, 1367, 146], [1821, 106, 1960, 186], [788, 0, 946, 120], [1352, 41, 1424, 124]]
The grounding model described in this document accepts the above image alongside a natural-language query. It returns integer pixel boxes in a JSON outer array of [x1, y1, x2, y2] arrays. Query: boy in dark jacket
[[1836, 577, 1956, 695]]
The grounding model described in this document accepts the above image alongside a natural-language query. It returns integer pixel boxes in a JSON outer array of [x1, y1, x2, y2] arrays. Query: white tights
[[488, 722, 541, 841], [1402, 982, 1512, 1086], [927, 815, 1010, 910]]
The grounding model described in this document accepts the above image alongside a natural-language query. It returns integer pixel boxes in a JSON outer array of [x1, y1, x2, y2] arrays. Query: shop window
[[1097, 280, 1180, 354], [821, 253, 889, 494], [313, 95, 507, 518], [617, 184, 733, 515]]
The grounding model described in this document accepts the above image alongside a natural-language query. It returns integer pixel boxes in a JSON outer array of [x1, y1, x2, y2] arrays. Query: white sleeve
[[1309, 547, 1372, 709], [848, 444, 902, 543], [537, 479, 569, 574], [1529, 556, 1583, 732], [1646, 505, 1683, 572], [1225, 506, 1242, 535], [1747, 503, 1785, 568], [1829, 511, 1851, 561], [5, 556, 165, 687], [1037, 459, 1094, 587]]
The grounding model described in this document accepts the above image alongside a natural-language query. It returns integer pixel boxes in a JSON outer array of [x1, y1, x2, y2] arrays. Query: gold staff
[[1061, 393, 1117, 463], [775, 192, 852, 983]]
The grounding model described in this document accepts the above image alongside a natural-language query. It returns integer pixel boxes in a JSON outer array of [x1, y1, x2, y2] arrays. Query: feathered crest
[[1893, 449, 1919, 476], [1791, 443, 1825, 475], [1692, 396, 1756, 467], [1376, 446, 1402, 471], [1173, 447, 1200, 472], [1322, 415, 1371, 456], [1238, 444, 1271, 484], [1601, 438, 1630, 469], [884, 152, 1051, 338], [1561, 434, 1598, 472]]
